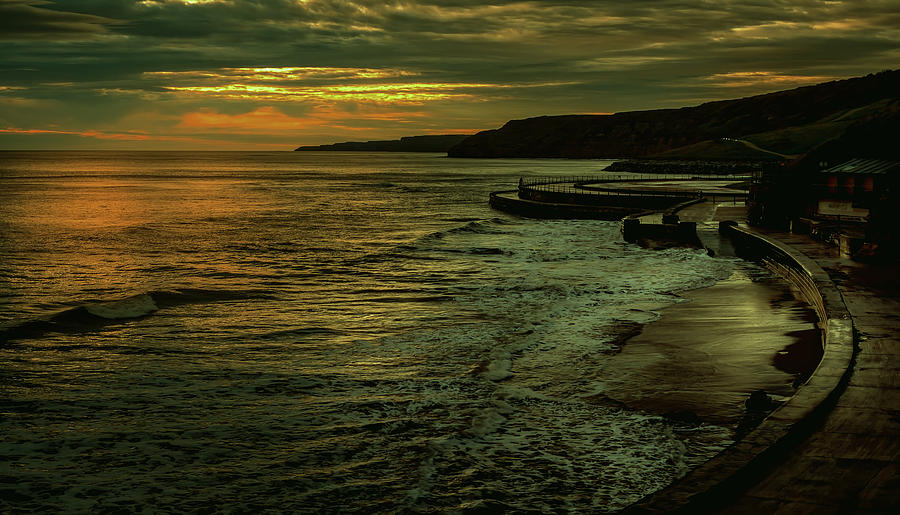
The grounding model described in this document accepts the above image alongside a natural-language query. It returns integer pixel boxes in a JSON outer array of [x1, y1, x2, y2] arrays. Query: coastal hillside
[[448, 70, 900, 159], [788, 101, 900, 171], [295, 134, 469, 152]]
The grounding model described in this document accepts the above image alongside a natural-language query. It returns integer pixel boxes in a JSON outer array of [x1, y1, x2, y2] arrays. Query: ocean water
[[0, 151, 802, 512]]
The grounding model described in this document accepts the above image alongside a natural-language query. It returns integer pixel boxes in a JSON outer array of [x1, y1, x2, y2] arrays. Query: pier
[[489, 174, 747, 223], [489, 176, 900, 513]]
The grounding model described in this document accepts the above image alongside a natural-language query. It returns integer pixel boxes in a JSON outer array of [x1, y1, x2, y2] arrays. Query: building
[[749, 158, 899, 258], [810, 158, 899, 221]]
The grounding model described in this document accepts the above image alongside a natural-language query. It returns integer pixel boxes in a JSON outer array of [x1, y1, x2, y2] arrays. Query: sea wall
[[519, 187, 692, 210], [624, 223, 855, 514], [621, 218, 702, 247], [488, 191, 643, 220], [620, 198, 707, 247]]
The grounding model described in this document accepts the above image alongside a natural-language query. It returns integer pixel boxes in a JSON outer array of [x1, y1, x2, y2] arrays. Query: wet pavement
[[623, 197, 900, 513], [665, 202, 900, 513], [719, 228, 900, 514]]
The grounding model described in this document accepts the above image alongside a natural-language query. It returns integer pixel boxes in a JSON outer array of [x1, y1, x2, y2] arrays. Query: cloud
[[704, 71, 835, 88], [0, 0, 118, 40], [0, 126, 182, 142], [177, 106, 326, 131], [1, 0, 899, 148], [176, 105, 428, 133]]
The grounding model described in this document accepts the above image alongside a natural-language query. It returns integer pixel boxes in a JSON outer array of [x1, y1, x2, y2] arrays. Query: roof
[[820, 158, 900, 175]]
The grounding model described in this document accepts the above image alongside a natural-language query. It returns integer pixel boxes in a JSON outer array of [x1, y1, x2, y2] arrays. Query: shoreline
[[484, 182, 860, 511], [624, 224, 856, 513], [599, 264, 822, 430]]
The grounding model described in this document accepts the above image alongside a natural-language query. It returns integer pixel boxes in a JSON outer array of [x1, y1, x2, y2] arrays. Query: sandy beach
[[599, 265, 823, 429]]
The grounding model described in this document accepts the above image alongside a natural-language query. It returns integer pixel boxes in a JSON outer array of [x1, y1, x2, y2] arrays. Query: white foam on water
[[466, 402, 512, 438], [293, 216, 743, 511], [84, 294, 158, 319], [401, 393, 732, 513], [3, 153, 762, 513], [481, 356, 514, 381]]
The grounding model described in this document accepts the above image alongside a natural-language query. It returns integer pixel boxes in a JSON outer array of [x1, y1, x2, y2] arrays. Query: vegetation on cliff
[[448, 70, 900, 160]]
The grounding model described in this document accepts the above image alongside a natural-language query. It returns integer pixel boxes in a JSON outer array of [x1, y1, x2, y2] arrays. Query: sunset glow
[[1, 0, 897, 149], [162, 82, 498, 104], [705, 72, 835, 88]]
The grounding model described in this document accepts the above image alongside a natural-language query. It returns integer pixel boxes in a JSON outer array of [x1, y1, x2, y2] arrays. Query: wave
[[257, 326, 349, 339], [344, 218, 515, 265], [83, 293, 158, 319], [440, 218, 512, 236], [0, 288, 275, 345]]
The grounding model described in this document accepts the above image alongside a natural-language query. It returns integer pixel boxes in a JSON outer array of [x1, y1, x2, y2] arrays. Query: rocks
[[745, 389, 776, 411], [664, 410, 702, 426]]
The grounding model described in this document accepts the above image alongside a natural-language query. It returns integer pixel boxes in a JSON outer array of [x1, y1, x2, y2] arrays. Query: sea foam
[[85, 294, 159, 319]]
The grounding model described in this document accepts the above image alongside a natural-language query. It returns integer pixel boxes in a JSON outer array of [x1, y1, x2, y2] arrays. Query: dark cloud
[[0, 0, 118, 40], [1, 0, 898, 148]]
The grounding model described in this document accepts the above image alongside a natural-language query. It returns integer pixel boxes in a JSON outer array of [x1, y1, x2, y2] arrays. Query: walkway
[[650, 201, 900, 512], [720, 229, 900, 513], [722, 138, 800, 160], [624, 199, 900, 512]]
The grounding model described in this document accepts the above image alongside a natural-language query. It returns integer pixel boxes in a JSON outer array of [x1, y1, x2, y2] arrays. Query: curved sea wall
[[624, 223, 856, 513], [519, 187, 693, 210], [488, 190, 648, 220], [488, 178, 695, 221]]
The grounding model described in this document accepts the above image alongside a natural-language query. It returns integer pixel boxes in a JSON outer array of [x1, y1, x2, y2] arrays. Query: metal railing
[[516, 174, 750, 204], [519, 174, 750, 188]]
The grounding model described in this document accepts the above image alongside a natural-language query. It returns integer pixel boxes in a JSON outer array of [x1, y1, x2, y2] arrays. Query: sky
[[1, 0, 898, 150]]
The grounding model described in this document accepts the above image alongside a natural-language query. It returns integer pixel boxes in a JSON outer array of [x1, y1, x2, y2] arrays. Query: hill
[[295, 134, 469, 152], [447, 70, 900, 160]]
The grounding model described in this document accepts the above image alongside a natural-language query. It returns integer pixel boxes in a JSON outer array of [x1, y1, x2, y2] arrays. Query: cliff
[[295, 134, 469, 152], [448, 70, 900, 159]]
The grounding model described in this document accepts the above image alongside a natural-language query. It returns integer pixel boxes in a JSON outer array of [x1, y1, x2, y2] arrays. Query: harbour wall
[[624, 223, 856, 513], [488, 191, 648, 220], [520, 187, 694, 209], [621, 199, 707, 247]]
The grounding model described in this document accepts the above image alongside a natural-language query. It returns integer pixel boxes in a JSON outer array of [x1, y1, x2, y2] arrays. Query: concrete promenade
[[721, 228, 900, 513], [679, 203, 900, 513], [488, 182, 899, 511]]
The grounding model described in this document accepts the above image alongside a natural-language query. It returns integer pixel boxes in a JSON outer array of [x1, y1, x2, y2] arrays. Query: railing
[[519, 174, 750, 188], [521, 183, 700, 199], [517, 174, 750, 202]]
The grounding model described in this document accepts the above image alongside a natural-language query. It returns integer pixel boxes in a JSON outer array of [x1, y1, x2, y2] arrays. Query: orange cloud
[[0, 127, 153, 139], [0, 126, 257, 146], [177, 105, 427, 133], [178, 106, 306, 130], [163, 82, 490, 104], [705, 71, 833, 88], [423, 128, 481, 135], [145, 67, 417, 82], [144, 66, 572, 105]]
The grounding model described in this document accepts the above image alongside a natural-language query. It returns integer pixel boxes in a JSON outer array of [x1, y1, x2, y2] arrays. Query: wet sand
[[599, 266, 823, 428]]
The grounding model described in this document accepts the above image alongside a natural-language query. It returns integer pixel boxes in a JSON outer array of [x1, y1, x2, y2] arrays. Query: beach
[[600, 266, 822, 427]]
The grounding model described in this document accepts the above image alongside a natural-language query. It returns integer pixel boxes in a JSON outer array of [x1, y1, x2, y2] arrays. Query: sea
[[0, 151, 811, 513]]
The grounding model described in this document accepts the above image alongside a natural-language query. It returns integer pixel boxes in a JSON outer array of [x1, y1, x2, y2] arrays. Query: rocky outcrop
[[295, 134, 469, 152]]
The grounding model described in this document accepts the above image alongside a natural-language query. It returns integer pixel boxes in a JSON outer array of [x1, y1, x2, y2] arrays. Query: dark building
[[749, 158, 899, 258], [809, 159, 899, 221]]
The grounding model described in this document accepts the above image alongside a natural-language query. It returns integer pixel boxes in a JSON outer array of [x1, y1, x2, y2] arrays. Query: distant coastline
[[447, 70, 899, 160], [294, 134, 469, 152], [293, 71, 897, 163]]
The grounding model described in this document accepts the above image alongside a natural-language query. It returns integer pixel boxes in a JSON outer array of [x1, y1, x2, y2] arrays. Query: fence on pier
[[517, 174, 749, 205]]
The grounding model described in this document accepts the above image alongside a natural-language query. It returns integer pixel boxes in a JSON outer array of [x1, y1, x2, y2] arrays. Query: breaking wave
[[0, 288, 275, 344]]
